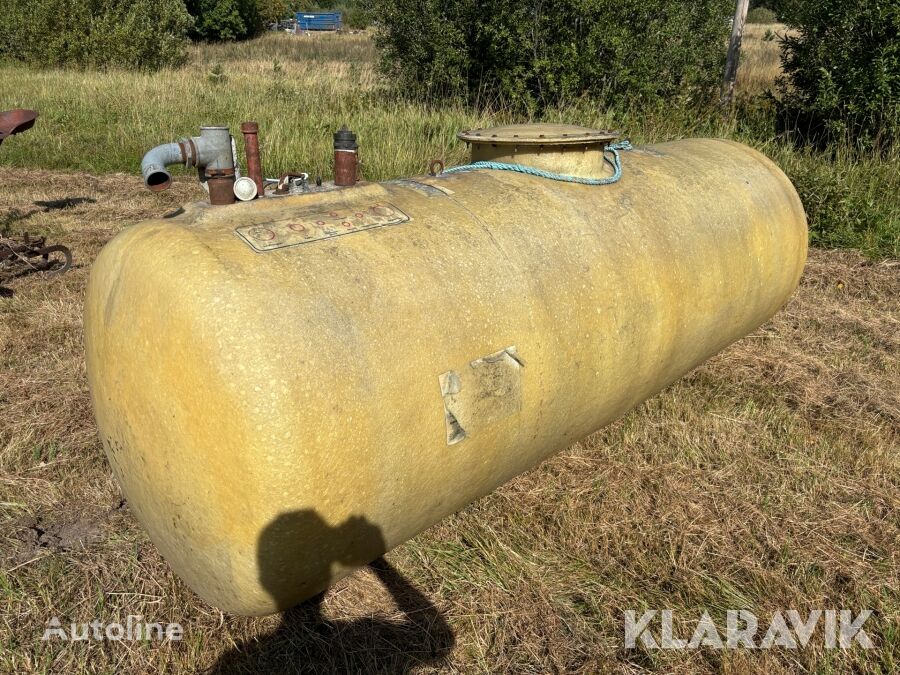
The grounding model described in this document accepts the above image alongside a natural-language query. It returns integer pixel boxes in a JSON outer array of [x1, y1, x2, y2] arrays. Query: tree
[[0, 0, 193, 70], [749, 0, 786, 19], [371, 0, 734, 113], [777, 0, 900, 150], [257, 0, 290, 26], [185, 0, 264, 41]]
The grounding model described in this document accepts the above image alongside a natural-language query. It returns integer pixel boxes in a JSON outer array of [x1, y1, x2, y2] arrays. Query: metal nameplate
[[235, 202, 410, 251]]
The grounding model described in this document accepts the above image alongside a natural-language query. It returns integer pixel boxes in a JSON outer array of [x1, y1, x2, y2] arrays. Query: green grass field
[[1, 28, 898, 674]]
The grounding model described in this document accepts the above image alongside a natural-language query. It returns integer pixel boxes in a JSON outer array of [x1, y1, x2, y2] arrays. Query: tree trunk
[[722, 0, 751, 108]]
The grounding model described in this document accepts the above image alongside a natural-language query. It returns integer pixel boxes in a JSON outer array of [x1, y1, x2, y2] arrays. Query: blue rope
[[443, 140, 633, 185]]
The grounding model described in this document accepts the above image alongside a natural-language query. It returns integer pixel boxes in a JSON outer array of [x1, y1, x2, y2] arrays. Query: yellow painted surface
[[460, 123, 619, 178], [84, 138, 807, 616]]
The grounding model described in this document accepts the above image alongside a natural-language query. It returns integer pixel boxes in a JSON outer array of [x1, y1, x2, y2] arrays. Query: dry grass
[[0, 166, 897, 673], [736, 23, 790, 97]]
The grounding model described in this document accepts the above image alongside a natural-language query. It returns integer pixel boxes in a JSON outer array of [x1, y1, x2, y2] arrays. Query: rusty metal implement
[[0, 108, 73, 280], [1, 233, 72, 277], [0, 109, 38, 145]]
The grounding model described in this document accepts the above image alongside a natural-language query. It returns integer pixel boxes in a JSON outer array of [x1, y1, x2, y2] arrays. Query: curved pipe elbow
[[141, 142, 183, 192], [141, 128, 234, 193]]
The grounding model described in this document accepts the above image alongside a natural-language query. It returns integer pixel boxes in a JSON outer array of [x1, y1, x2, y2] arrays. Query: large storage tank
[[84, 125, 807, 615]]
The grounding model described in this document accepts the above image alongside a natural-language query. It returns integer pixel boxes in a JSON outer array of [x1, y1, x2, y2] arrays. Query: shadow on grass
[[1, 197, 97, 232], [210, 511, 454, 674]]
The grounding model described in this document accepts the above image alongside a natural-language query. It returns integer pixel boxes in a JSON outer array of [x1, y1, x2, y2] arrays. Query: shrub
[[343, 5, 371, 29], [776, 147, 900, 257], [777, 0, 900, 151], [747, 7, 777, 24], [371, 0, 733, 113], [0, 0, 193, 70], [186, 0, 265, 41], [258, 0, 291, 25], [751, 0, 786, 15]]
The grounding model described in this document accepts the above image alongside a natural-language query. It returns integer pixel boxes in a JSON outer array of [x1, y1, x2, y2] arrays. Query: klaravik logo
[[624, 609, 873, 650]]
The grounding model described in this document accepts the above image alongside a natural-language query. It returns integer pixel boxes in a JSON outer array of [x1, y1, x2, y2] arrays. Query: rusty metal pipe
[[333, 126, 358, 187], [206, 169, 237, 206], [240, 122, 264, 198]]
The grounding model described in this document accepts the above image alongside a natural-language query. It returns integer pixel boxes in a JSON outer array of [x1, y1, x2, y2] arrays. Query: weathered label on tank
[[387, 179, 454, 197], [439, 346, 524, 445], [235, 202, 410, 251]]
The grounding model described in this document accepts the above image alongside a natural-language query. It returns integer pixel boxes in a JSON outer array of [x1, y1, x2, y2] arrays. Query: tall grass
[[736, 23, 786, 96], [0, 31, 896, 257]]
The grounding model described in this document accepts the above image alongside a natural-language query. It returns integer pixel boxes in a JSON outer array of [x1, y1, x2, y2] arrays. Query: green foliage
[[778, 0, 900, 151], [777, 148, 900, 257], [372, 0, 733, 113], [258, 0, 291, 24], [185, 0, 264, 41], [747, 7, 777, 24], [750, 0, 786, 17], [0, 0, 192, 70], [206, 62, 228, 84], [342, 5, 371, 29]]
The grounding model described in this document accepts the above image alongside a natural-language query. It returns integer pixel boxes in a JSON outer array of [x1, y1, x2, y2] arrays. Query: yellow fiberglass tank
[[84, 124, 807, 616]]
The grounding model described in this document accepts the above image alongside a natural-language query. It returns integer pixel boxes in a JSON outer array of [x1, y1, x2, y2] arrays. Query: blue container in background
[[296, 12, 343, 31]]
